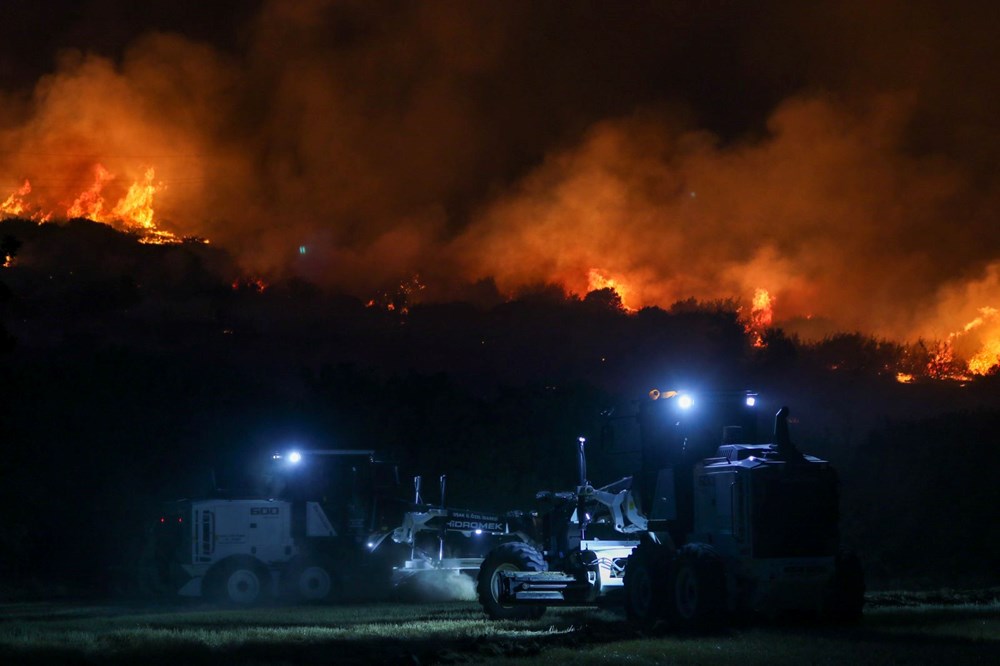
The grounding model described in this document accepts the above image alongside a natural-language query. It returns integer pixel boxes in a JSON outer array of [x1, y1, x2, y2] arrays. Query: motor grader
[[151, 451, 524, 605], [476, 392, 864, 628]]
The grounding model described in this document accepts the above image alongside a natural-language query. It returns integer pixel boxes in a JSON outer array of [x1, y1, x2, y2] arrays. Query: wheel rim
[[490, 563, 519, 606], [226, 568, 261, 604], [674, 565, 699, 619], [299, 565, 332, 601]]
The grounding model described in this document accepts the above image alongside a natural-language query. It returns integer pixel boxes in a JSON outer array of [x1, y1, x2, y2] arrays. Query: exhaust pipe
[[773, 406, 803, 461], [774, 407, 790, 449], [577, 437, 589, 541], [439, 474, 447, 562]]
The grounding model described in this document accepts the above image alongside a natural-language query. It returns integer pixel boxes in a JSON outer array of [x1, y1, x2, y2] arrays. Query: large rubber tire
[[823, 551, 865, 624], [290, 558, 340, 603], [623, 541, 669, 630], [477, 542, 547, 620], [666, 543, 725, 631], [208, 558, 270, 606]]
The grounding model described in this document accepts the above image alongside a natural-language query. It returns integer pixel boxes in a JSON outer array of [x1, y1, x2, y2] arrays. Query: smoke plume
[[2, 0, 998, 346]]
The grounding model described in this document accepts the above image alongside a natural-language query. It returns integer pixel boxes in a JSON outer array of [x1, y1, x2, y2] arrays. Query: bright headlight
[[678, 395, 694, 410], [288, 451, 302, 464]]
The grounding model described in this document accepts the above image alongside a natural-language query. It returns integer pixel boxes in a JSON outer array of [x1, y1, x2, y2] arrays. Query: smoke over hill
[[2, 0, 999, 356]]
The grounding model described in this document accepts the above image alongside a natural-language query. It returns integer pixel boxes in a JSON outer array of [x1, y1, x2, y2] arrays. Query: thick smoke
[[2, 0, 998, 345], [453, 94, 988, 341]]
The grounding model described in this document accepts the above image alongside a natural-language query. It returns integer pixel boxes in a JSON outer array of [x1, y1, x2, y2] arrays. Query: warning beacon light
[[272, 450, 304, 465], [648, 388, 695, 410]]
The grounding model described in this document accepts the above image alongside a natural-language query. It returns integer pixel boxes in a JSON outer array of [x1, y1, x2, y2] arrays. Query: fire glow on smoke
[[1, 1, 999, 377]]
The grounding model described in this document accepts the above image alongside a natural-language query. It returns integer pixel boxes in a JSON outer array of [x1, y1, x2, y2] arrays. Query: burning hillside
[[2, 164, 180, 243], [2, 1, 999, 375]]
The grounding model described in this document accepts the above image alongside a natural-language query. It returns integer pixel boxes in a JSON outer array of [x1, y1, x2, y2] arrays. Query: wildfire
[[113, 167, 158, 231], [366, 274, 426, 315], [587, 269, 635, 311], [2, 164, 181, 244], [232, 277, 268, 293], [67, 164, 115, 221], [962, 307, 1000, 376], [919, 307, 1000, 380], [1, 180, 33, 219], [969, 339, 1000, 375], [924, 339, 966, 381], [744, 288, 774, 348]]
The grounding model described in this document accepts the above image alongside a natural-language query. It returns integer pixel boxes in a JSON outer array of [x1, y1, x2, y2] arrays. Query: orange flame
[[744, 288, 773, 348], [587, 269, 635, 311], [962, 307, 1000, 376], [112, 167, 158, 231], [1, 180, 33, 218], [969, 339, 1000, 375], [1, 165, 184, 244], [67, 164, 115, 220], [926, 338, 972, 381], [919, 307, 1000, 380]]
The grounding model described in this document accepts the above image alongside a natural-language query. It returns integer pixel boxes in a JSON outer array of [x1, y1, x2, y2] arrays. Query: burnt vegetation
[[0, 219, 998, 598]]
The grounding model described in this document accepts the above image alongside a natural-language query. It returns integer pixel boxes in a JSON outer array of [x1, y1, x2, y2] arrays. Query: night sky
[[2, 0, 999, 347]]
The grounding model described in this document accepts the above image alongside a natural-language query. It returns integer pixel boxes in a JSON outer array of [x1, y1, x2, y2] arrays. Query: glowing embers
[[2, 164, 179, 244], [232, 277, 269, 293], [366, 274, 426, 315]]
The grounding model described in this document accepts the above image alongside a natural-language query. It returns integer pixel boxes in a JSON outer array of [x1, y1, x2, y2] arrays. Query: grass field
[[0, 593, 997, 665]]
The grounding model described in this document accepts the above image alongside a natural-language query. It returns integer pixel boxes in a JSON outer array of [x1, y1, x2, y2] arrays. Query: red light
[[177, 517, 183, 523], [159, 517, 165, 523]]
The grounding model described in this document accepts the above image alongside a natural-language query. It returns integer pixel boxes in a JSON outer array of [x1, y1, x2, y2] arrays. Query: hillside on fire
[[0, 218, 998, 597]]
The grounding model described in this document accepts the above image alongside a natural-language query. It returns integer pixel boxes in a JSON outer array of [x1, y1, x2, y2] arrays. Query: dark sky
[[2, 1, 999, 352]]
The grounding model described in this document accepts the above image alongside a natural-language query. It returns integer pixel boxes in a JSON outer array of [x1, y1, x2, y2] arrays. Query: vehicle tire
[[477, 542, 547, 620], [823, 551, 865, 624], [624, 541, 669, 630], [666, 543, 725, 631], [208, 558, 271, 606], [291, 559, 340, 603]]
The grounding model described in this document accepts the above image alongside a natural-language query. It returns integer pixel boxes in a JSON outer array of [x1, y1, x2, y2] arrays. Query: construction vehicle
[[151, 449, 401, 604], [477, 392, 865, 627], [151, 450, 525, 605], [372, 475, 533, 591]]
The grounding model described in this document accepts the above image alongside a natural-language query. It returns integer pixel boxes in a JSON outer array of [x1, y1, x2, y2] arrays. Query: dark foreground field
[[1, 593, 997, 665]]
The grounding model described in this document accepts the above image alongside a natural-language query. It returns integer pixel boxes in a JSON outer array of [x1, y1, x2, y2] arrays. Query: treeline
[[0, 218, 998, 595]]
